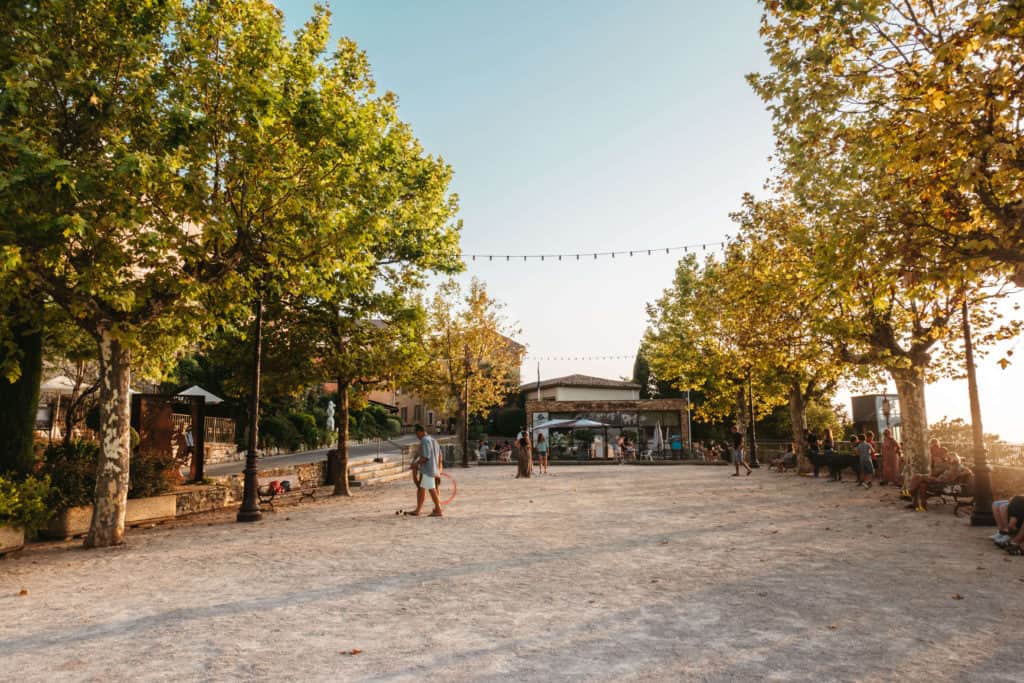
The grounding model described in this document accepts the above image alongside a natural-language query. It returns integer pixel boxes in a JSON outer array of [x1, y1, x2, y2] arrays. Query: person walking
[[410, 424, 444, 517], [730, 425, 752, 477], [535, 433, 549, 474], [880, 428, 902, 485]]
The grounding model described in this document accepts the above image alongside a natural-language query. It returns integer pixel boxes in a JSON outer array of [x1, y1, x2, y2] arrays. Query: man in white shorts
[[411, 424, 444, 517]]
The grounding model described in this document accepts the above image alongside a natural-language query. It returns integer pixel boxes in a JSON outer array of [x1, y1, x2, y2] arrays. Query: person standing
[[806, 428, 822, 477], [410, 424, 443, 517], [854, 434, 875, 488], [880, 428, 902, 485], [514, 437, 532, 478], [535, 433, 549, 474], [730, 425, 751, 477]]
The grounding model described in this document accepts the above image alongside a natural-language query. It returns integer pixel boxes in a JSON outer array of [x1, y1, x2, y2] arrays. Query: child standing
[[854, 434, 874, 488]]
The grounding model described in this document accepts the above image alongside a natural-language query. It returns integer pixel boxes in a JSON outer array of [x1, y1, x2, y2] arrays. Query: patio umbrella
[[557, 418, 607, 429], [653, 423, 665, 453], [39, 375, 77, 395], [177, 385, 224, 404]]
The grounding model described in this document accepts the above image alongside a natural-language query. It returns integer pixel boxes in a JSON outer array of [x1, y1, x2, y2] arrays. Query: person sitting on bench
[[907, 453, 970, 512], [770, 443, 797, 471]]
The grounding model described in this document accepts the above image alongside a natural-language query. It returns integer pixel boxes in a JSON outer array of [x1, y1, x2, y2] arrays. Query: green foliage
[[128, 450, 174, 499], [260, 414, 302, 452], [349, 405, 401, 441], [43, 440, 99, 510], [492, 407, 525, 438], [0, 474, 53, 534], [286, 411, 324, 451]]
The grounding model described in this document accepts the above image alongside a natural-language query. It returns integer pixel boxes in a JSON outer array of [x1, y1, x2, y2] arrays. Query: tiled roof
[[521, 374, 641, 392]]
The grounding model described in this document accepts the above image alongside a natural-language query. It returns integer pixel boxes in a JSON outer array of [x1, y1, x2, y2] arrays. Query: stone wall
[[174, 485, 232, 516], [203, 442, 240, 465], [991, 466, 1024, 500], [216, 459, 328, 501]]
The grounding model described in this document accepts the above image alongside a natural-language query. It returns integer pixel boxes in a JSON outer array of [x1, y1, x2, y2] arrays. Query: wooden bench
[[923, 477, 975, 517], [257, 473, 317, 511]]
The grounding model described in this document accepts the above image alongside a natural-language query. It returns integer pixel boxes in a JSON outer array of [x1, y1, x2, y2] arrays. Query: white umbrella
[[39, 375, 78, 395], [653, 423, 665, 453], [177, 385, 224, 404], [531, 418, 571, 431]]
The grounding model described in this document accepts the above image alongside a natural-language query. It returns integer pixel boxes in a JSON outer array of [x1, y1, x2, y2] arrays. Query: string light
[[464, 241, 727, 263]]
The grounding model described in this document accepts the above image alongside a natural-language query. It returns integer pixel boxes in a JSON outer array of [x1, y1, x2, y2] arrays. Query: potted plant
[[43, 439, 178, 539], [0, 474, 53, 555], [41, 440, 99, 539]]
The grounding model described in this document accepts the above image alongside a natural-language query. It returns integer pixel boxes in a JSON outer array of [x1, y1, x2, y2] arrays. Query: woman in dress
[[880, 428, 902, 485], [515, 437, 532, 478]]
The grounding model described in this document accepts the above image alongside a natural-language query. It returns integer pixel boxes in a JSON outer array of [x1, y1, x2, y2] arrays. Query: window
[[400, 407, 408, 423], [427, 411, 434, 426], [414, 404, 422, 421]]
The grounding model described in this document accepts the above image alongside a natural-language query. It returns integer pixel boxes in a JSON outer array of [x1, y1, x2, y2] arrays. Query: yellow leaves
[[922, 88, 946, 111]]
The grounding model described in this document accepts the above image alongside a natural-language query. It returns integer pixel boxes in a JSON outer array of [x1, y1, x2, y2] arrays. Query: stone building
[[522, 374, 690, 458]]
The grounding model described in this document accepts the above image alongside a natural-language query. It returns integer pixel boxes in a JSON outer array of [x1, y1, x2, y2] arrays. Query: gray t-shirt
[[418, 435, 441, 478]]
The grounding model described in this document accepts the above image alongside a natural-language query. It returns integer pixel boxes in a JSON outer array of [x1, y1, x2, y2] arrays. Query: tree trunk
[[0, 315, 43, 476], [457, 397, 468, 467], [85, 326, 132, 548], [63, 381, 99, 447], [333, 379, 351, 496], [891, 365, 929, 480], [788, 383, 810, 472]]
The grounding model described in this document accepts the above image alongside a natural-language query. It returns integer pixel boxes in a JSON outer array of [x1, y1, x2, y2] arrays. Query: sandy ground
[[2, 465, 1024, 682]]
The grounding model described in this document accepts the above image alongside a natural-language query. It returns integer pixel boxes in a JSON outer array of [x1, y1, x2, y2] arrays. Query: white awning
[[177, 385, 224, 404]]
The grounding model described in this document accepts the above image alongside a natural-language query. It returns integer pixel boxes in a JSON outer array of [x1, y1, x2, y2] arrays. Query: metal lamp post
[[746, 366, 759, 468], [962, 301, 995, 526], [881, 396, 891, 432]]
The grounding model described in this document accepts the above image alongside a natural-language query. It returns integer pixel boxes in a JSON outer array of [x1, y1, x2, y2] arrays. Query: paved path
[[3, 467, 1023, 681], [204, 435, 420, 477]]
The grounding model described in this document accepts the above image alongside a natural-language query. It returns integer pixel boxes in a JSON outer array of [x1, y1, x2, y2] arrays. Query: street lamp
[[746, 366, 759, 468], [962, 301, 995, 526], [881, 396, 891, 431]]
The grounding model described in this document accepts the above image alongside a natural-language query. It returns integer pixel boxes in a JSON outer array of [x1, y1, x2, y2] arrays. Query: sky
[[277, 1, 1023, 442]]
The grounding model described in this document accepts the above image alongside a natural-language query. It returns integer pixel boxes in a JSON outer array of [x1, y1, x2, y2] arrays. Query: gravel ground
[[2, 465, 1023, 682]]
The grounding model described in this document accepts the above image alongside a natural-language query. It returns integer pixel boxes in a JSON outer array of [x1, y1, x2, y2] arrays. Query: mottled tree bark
[[85, 327, 132, 548], [788, 383, 809, 472], [891, 366, 929, 481]]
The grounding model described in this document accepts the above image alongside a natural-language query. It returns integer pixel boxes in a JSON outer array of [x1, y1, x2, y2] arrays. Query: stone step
[[349, 468, 414, 487], [346, 462, 405, 479], [349, 464, 408, 482], [349, 457, 405, 474]]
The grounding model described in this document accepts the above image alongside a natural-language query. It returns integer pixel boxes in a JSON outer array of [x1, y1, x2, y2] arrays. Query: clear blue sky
[[277, 1, 1021, 443]]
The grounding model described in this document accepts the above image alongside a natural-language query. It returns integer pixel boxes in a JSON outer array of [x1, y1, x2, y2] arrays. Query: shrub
[[0, 474, 54, 533], [43, 440, 99, 510], [287, 411, 323, 450], [129, 448, 175, 499], [260, 413, 300, 452]]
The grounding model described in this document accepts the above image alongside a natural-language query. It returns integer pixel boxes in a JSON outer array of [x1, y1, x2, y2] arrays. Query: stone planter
[[125, 494, 177, 525], [42, 505, 93, 539], [0, 523, 25, 555], [42, 494, 178, 539]]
